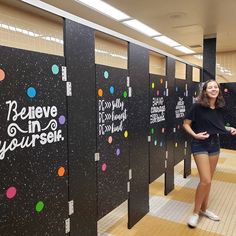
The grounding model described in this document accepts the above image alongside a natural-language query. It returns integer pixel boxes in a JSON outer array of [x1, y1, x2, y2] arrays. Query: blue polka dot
[[176, 86, 178, 92], [154, 140, 157, 146], [104, 71, 109, 79], [52, 64, 59, 75], [110, 86, 114, 94], [160, 141, 163, 147], [27, 87, 36, 98]]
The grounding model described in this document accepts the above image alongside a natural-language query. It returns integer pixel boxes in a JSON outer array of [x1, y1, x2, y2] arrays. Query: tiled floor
[[98, 149, 236, 236]]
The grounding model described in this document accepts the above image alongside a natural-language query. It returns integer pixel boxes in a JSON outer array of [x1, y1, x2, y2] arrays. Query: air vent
[[189, 44, 202, 48]]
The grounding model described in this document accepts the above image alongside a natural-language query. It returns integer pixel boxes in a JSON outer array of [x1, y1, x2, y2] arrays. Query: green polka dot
[[35, 201, 44, 213], [123, 91, 128, 98], [226, 123, 231, 127], [104, 71, 109, 79], [151, 128, 155, 135], [52, 64, 59, 75]]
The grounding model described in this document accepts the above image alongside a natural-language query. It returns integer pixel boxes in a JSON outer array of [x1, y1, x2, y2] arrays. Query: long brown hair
[[196, 80, 225, 108]]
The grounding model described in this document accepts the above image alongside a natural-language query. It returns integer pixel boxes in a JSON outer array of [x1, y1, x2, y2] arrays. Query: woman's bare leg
[[201, 154, 219, 211], [193, 154, 212, 214]]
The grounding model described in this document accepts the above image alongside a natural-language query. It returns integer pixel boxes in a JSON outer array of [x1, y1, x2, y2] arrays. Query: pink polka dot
[[156, 90, 160, 96], [108, 136, 112, 144], [102, 163, 107, 172], [6, 186, 17, 199]]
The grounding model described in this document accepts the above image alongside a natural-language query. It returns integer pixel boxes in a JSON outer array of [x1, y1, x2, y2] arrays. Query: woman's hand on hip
[[194, 131, 210, 140]]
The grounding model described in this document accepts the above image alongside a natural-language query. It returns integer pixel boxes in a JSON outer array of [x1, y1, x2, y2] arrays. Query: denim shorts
[[191, 134, 220, 156]]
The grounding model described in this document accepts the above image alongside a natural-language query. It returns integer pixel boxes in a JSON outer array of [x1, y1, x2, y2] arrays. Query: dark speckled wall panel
[[64, 19, 97, 235], [165, 57, 175, 195], [96, 65, 129, 219], [184, 65, 193, 178], [0, 45, 67, 235], [128, 43, 149, 228], [149, 74, 167, 183], [220, 83, 236, 150]]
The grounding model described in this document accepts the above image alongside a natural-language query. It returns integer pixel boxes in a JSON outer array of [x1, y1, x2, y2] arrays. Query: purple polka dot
[[6, 186, 17, 199], [116, 149, 121, 156], [59, 115, 66, 125]]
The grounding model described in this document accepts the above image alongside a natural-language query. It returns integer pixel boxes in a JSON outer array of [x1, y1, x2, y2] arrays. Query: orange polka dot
[[160, 79, 163, 84], [58, 167, 65, 177], [98, 89, 103, 97], [0, 69, 5, 81]]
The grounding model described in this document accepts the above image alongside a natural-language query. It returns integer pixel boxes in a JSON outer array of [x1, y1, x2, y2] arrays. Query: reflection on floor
[[98, 149, 236, 236]]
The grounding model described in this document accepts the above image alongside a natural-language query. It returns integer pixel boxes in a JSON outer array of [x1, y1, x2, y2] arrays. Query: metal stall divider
[[0, 45, 68, 235], [164, 57, 175, 195], [149, 74, 167, 184], [128, 43, 149, 228], [64, 19, 97, 236], [96, 64, 129, 219]]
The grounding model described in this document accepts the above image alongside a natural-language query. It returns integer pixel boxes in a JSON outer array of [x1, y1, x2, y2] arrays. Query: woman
[[183, 80, 236, 228]]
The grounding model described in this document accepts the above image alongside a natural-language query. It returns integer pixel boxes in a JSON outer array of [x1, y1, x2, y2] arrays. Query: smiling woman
[[183, 79, 236, 228]]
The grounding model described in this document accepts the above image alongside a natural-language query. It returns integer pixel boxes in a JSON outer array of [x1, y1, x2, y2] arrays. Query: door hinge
[[129, 169, 132, 180], [127, 76, 130, 87], [62, 66, 67, 81], [65, 218, 70, 234], [68, 200, 74, 216], [66, 82, 72, 96], [95, 153, 100, 161]]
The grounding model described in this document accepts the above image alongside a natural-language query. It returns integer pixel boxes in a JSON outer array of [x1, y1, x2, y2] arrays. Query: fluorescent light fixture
[[153, 35, 180, 47], [123, 19, 161, 37], [174, 45, 195, 54], [75, 0, 130, 21]]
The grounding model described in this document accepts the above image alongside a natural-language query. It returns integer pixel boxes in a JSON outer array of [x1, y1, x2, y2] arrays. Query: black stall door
[[0, 46, 68, 235], [149, 74, 167, 182], [96, 65, 129, 219]]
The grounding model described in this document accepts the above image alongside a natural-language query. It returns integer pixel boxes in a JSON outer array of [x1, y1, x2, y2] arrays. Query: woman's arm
[[183, 119, 210, 140], [183, 119, 196, 138]]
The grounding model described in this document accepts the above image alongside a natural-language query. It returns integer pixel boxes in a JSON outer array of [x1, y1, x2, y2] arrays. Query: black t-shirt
[[185, 103, 229, 134]]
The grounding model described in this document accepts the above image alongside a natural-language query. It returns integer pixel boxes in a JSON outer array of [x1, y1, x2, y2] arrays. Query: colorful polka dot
[[162, 128, 165, 133], [152, 82, 155, 89], [175, 86, 178, 92], [108, 136, 113, 144], [156, 90, 160, 96], [160, 141, 163, 147], [0, 69, 5, 81], [98, 89, 103, 97], [154, 140, 157, 146], [175, 142, 178, 148], [104, 71, 109, 79], [123, 91, 128, 98], [124, 130, 128, 138], [6, 186, 17, 199], [109, 86, 115, 94], [27, 87, 36, 98], [35, 201, 44, 213], [160, 79, 163, 84], [151, 128, 155, 135], [52, 64, 59, 75], [224, 88, 228, 93], [58, 166, 65, 177], [102, 163, 107, 172], [116, 148, 121, 156], [59, 115, 66, 125]]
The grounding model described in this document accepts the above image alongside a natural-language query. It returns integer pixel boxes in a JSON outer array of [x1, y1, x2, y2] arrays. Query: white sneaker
[[187, 213, 199, 228], [200, 210, 220, 221]]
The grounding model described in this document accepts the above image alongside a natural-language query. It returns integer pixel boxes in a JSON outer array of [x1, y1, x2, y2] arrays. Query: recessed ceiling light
[[174, 45, 195, 54], [75, 0, 130, 21], [153, 35, 180, 47], [123, 19, 161, 37]]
